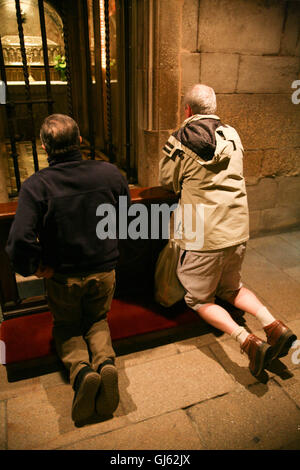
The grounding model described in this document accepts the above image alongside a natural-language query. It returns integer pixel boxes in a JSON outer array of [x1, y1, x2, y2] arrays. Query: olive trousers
[[46, 270, 116, 387]]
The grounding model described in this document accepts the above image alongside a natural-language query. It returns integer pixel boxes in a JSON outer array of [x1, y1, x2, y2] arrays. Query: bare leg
[[197, 303, 241, 335], [226, 286, 277, 329], [226, 286, 263, 317]]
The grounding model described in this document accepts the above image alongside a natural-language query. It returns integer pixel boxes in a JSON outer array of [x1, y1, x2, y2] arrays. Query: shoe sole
[[72, 372, 101, 423], [252, 343, 273, 377], [270, 331, 297, 361], [96, 365, 119, 416]]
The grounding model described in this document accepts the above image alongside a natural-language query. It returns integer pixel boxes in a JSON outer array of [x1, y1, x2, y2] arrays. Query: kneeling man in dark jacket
[[6, 114, 130, 424]]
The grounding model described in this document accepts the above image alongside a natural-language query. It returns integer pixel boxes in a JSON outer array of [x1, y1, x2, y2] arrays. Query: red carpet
[[0, 298, 197, 365]]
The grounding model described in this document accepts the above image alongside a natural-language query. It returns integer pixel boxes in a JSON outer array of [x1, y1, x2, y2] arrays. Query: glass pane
[[0, 0, 69, 197], [0, 0, 65, 83]]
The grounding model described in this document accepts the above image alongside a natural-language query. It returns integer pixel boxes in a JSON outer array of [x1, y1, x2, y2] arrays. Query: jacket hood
[[169, 115, 241, 169], [172, 115, 221, 162]]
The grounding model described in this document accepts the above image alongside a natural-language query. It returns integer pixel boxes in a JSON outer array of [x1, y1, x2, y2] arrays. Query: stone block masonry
[[246, 176, 300, 236], [197, 0, 285, 55], [237, 56, 300, 94], [177, 0, 300, 235], [134, 0, 300, 234]]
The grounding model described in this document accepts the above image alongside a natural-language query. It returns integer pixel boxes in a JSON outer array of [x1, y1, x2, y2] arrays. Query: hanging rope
[[104, 0, 113, 160], [15, 0, 39, 173], [61, 2, 73, 117]]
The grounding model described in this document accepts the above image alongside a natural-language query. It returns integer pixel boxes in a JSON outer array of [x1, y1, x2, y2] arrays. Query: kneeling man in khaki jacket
[[159, 83, 297, 378]]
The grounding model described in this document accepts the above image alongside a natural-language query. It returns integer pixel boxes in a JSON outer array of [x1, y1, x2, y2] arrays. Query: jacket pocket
[[180, 249, 187, 266]]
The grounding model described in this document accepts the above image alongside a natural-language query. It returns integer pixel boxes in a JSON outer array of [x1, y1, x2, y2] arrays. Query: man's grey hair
[[183, 84, 217, 115]]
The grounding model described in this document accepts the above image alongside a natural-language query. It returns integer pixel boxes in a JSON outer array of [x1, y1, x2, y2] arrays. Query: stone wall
[[136, 0, 183, 188], [137, 0, 300, 236], [180, 0, 300, 235]]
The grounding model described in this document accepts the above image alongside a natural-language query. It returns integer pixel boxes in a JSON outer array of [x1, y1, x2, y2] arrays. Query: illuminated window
[[0, 0, 65, 83]]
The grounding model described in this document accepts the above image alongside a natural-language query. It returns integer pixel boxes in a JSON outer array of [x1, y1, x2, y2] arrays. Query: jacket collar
[[47, 149, 82, 166], [182, 114, 220, 127]]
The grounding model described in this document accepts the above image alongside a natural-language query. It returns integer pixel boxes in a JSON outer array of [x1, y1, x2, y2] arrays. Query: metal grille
[[104, 0, 113, 160], [0, 0, 136, 195], [0, 0, 67, 194], [0, 0, 138, 316]]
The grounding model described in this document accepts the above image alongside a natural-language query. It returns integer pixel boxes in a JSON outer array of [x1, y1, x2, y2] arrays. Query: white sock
[[231, 326, 250, 346], [256, 306, 276, 328]]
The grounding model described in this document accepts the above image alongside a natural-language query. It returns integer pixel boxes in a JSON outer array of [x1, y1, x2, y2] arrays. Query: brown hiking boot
[[241, 334, 273, 377], [264, 320, 297, 360]]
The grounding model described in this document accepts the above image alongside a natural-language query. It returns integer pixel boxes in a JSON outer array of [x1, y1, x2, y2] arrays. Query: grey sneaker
[[96, 360, 119, 416], [71, 365, 101, 423]]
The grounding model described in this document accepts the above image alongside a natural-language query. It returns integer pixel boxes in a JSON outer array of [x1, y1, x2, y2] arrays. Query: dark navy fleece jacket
[[6, 150, 131, 277]]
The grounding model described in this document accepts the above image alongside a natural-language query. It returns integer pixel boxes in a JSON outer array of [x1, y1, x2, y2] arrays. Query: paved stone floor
[[1, 230, 300, 451]]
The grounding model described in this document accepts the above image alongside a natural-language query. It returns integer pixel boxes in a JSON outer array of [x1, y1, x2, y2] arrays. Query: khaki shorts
[[177, 243, 247, 311]]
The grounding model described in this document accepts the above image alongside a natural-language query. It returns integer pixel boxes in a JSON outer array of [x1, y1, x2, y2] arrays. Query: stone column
[[135, 0, 183, 187]]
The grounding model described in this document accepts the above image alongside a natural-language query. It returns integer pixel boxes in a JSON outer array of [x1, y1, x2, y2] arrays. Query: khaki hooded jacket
[[159, 114, 249, 251]]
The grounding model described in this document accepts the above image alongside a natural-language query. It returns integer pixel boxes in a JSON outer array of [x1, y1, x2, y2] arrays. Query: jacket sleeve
[[5, 184, 42, 277], [121, 174, 132, 206], [159, 138, 184, 195]]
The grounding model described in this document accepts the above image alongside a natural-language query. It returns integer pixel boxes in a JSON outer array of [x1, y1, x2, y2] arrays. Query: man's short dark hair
[[40, 114, 80, 156]]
